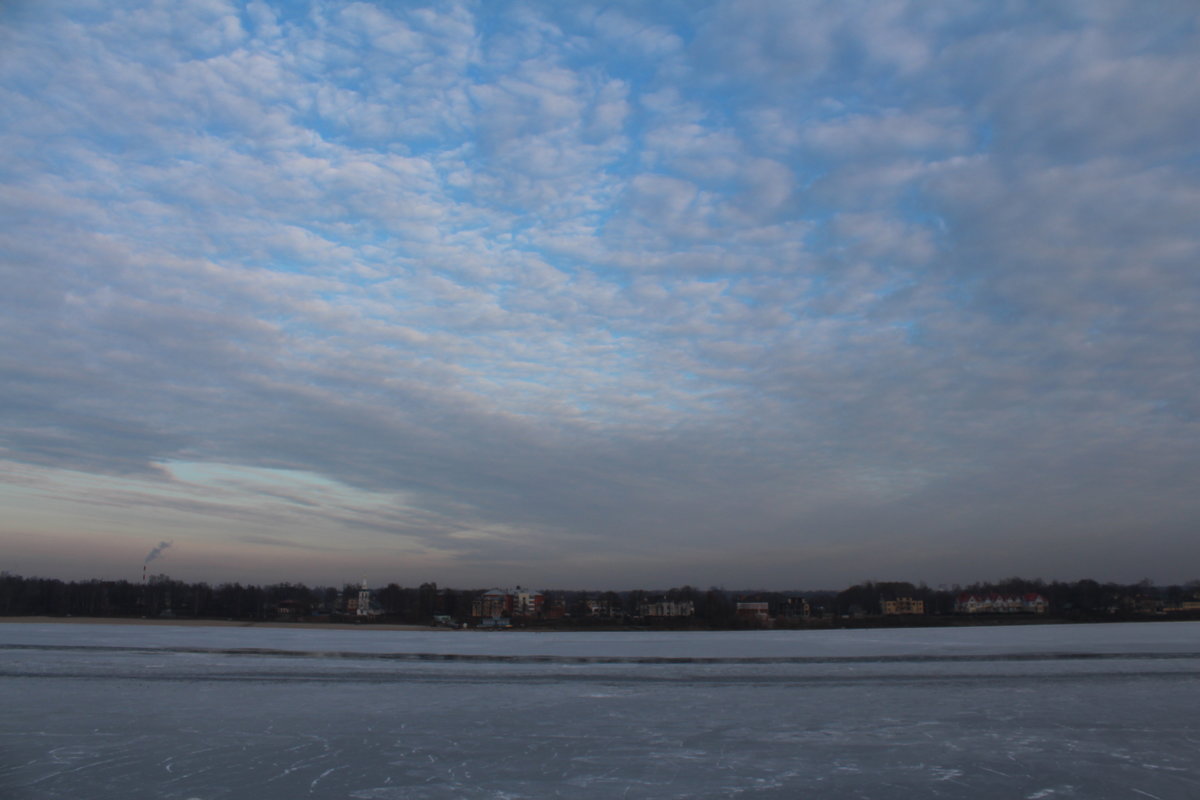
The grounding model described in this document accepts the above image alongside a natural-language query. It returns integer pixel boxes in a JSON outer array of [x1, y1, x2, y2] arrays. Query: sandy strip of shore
[[0, 616, 443, 631]]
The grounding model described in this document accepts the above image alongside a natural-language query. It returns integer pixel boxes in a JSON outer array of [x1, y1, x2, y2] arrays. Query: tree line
[[831, 577, 1199, 618], [0, 573, 449, 624], [1, 571, 1197, 626]]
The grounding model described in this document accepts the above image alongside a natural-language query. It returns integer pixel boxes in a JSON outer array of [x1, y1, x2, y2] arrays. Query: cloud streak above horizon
[[2, 0, 1198, 588]]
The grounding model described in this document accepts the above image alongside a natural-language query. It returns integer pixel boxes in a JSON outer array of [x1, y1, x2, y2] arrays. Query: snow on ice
[[2, 621, 1199, 798]]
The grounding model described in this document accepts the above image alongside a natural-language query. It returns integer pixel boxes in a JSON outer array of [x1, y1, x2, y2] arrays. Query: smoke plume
[[144, 540, 173, 564]]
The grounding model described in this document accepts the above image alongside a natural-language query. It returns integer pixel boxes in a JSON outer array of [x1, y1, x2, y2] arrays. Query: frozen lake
[[2, 621, 1199, 798]]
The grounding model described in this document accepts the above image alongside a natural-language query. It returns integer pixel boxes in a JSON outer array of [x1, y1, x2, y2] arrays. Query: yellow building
[[882, 597, 925, 615]]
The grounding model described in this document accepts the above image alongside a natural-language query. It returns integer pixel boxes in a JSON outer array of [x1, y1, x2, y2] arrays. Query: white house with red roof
[[955, 592, 1048, 614]]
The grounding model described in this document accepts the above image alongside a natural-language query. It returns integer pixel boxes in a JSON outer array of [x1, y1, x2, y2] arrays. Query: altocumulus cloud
[[1, 0, 1198, 588]]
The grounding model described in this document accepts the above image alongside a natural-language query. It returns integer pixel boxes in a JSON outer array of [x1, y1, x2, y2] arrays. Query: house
[[1167, 600, 1200, 612], [511, 586, 544, 617], [640, 599, 695, 617], [274, 599, 309, 619], [472, 587, 545, 619], [1023, 593, 1048, 613], [472, 589, 513, 619], [736, 601, 771, 624], [882, 597, 925, 615], [955, 592, 1047, 614], [778, 596, 811, 619], [585, 599, 619, 617]]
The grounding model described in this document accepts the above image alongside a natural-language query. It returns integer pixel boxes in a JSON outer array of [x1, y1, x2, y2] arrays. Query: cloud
[[2, 0, 1199, 588], [802, 108, 972, 157]]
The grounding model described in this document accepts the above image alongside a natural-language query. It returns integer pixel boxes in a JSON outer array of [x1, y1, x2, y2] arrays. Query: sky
[[2, 1, 1199, 591]]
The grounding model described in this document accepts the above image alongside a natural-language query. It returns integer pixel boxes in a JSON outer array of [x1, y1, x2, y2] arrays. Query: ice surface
[[2, 621, 1199, 798]]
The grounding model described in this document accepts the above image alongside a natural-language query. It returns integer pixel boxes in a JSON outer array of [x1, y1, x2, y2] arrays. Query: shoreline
[[3, 614, 1194, 633], [0, 616, 442, 632]]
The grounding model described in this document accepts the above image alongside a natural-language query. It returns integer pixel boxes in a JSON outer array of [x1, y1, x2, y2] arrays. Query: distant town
[[4, 572, 1200, 629]]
